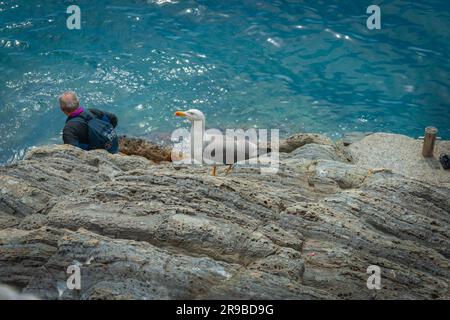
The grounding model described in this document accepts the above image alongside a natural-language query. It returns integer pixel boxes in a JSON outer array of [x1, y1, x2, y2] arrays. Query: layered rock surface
[[0, 133, 449, 299]]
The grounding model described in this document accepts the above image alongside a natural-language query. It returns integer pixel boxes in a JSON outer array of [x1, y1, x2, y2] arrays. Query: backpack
[[70, 111, 119, 154]]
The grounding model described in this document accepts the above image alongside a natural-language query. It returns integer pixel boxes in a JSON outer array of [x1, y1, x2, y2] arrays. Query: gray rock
[[342, 132, 373, 146], [0, 284, 39, 300], [279, 133, 334, 153], [289, 143, 343, 162], [0, 138, 449, 300]]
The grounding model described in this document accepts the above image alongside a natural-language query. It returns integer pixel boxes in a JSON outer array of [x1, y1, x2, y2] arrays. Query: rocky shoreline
[[0, 132, 449, 299]]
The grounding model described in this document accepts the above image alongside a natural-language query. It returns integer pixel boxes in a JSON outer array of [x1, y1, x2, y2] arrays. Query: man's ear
[[60, 106, 68, 116]]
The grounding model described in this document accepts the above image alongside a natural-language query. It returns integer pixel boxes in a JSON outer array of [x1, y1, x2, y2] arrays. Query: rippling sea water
[[0, 0, 449, 163]]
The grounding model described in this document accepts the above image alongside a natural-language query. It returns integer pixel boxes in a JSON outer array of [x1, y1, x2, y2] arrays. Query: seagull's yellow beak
[[175, 111, 186, 117]]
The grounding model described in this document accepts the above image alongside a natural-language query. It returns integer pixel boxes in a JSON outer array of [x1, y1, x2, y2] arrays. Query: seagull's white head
[[174, 109, 205, 122]]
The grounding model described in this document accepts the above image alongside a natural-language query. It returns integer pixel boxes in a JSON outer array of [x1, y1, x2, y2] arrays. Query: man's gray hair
[[59, 91, 80, 113]]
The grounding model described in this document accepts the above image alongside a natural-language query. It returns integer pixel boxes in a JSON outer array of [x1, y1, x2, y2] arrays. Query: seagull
[[174, 109, 258, 176]]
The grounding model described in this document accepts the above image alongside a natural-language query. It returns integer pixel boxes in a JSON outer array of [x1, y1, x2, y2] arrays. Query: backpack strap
[[66, 112, 93, 150], [67, 110, 94, 124], [71, 110, 112, 123]]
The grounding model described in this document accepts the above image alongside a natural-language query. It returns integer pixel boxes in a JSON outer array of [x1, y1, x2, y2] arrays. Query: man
[[59, 91, 119, 153]]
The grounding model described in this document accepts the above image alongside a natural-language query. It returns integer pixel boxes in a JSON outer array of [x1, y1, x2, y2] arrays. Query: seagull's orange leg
[[211, 165, 217, 176], [225, 164, 233, 175]]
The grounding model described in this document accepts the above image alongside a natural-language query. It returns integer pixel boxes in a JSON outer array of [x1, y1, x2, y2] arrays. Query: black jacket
[[63, 108, 118, 148]]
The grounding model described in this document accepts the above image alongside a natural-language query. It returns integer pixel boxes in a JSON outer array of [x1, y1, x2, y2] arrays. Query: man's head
[[59, 91, 80, 115]]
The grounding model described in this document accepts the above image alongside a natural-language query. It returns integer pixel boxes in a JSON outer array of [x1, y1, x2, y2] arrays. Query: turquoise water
[[1, 0, 449, 163]]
